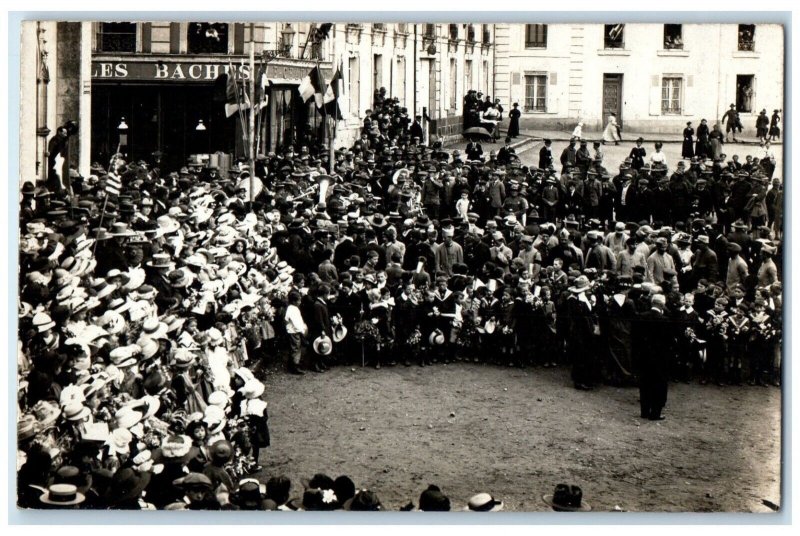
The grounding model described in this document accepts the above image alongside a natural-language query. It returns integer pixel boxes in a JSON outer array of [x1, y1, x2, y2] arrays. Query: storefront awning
[[268, 78, 301, 86]]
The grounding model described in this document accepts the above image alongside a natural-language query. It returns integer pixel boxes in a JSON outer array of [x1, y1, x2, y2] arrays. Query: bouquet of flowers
[[455, 317, 479, 349], [353, 319, 381, 347], [407, 328, 422, 349]]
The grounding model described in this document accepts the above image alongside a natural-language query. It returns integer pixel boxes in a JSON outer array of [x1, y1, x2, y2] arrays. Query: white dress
[[602, 116, 621, 142]]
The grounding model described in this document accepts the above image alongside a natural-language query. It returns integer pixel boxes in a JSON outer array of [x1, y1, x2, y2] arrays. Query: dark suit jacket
[[308, 299, 332, 339]]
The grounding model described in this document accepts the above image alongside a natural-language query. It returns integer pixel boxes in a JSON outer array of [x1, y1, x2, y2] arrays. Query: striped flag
[[298, 66, 326, 109], [323, 61, 345, 119], [105, 173, 122, 196]]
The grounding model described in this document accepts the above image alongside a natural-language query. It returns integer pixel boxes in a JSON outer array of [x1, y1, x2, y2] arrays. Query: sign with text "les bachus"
[[92, 61, 253, 82]]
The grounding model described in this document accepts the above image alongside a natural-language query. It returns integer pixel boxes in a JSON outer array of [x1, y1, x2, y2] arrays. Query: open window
[[736, 75, 755, 113], [187, 23, 229, 54], [738, 24, 755, 51], [663, 24, 683, 50], [604, 24, 624, 49]]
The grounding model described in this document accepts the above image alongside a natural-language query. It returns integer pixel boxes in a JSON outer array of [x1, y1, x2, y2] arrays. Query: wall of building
[[495, 23, 784, 135], [333, 23, 495, 147]]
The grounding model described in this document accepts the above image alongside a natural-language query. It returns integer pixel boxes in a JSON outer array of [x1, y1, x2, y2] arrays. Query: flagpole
[[92, 142, 120, 256], [229, 59, 249, 162], [248, 23, 256, 204], [329, 27, 336, 174]]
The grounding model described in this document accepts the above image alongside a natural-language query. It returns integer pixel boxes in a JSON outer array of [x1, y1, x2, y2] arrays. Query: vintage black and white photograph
[[15, 19, 784, 514]]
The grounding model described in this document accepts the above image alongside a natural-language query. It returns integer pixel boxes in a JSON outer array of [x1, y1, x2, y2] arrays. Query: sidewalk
[[517, 128, 781, 147], [443, 134, 538, 153]]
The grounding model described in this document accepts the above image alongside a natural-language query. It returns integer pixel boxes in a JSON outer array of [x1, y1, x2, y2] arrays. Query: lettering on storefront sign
[[92, 61, 330, 83], [91, 61, 252, 82]]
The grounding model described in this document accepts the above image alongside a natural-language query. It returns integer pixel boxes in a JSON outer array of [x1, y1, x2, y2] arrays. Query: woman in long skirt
[[682, 121, 695, 159], [695, 119, 710, 159], [769, 109, 781, 141], [602, 113, 621, 145], [709, 123, 725, 160], [507, 103, 521, 138]]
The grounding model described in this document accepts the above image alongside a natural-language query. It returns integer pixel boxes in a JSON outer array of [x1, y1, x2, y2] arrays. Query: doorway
[[736, 75, 755, 113], [602, 74, 623, 127]]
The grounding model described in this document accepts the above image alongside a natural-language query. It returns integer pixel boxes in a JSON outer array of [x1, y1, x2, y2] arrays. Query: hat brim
[[332, 327, 348, 343], [568, 285, 591, 294], [40, 491, 86, 506], [542, 494, 591, 512], [463, 501, 504, 512]]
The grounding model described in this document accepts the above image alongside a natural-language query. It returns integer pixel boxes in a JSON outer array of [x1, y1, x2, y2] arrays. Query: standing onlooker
[[637, 294, 671, 420], [560, 138, 578, 174], [538, 139, 553, 170], [759, 141, 777, 179], [602, 113, 621, 145], [756, 109, 770, 142], [682, 122, 695, 159], [695, 119, 711, 159], [649, 142, 667, 169], [507, 103, 521, 138], [721, 104, 739, 143], [769, 109, 781, 141], [284, 290, 307, 375], [709, 124, 725, 160], [629, 138, 646, 171]]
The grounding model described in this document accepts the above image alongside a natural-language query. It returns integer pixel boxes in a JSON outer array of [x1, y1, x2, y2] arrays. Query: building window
[[482, 25, 491, 44], [348, 56, 360, 117], [604, 24, 625, 49], [397, 23, 408, 34], [96, 22, 137, 53], [483, 60, 489, 95], [661, 77, 682, 115], [373, 54, 383, 100], [465, 60, 473, 93], [525, 24, 547, 48], [525, 74, 547, 112], [187, 23, 229, 54], [449, 24, 459, 40], [424, 24, 436, 38], [738, 24, 755, 51], [395, 57, 406, 104], [467, 25, 476, 43], [736, 75, 755, 113], [663, 24, 683, 49], [449, 58, 458, 109], [373, 23, 386, 32]]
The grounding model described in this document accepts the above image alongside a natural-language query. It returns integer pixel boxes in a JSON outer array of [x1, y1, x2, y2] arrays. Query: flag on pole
[[214, 73, 251, 118], [256, 69, 269, 111], [324, 62, 345, 119], [609, 24, 624, 40], [105, 173, 122, 196], [298, 66, 326, 108]]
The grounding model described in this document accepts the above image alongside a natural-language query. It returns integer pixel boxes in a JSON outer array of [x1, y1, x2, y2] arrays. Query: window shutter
[[169, 22, 180, 54], [649, 75, 662, 116], [141, 23, 152, 53], [549, 72, 557, 85], [233, 23, 245, 54], [683, 76, 692, 115]]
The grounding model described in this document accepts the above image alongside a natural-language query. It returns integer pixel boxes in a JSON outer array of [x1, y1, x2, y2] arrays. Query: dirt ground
[[255, 361, 782, 513]]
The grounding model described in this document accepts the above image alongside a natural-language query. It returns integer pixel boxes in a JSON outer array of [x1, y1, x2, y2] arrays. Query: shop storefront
[[90, 57, 331, 172]]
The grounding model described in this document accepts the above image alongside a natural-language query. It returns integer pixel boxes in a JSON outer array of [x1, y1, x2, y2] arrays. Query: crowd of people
[[17, 89, 782, 509]]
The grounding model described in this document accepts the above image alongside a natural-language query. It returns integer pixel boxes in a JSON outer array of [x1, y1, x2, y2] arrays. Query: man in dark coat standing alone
[[307, 283, 334, 372], [637, 294, 671, 420]]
